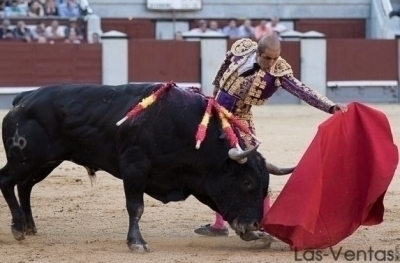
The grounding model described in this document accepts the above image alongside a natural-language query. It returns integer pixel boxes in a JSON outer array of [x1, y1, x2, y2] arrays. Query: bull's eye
[[243, 179, 251, 187]]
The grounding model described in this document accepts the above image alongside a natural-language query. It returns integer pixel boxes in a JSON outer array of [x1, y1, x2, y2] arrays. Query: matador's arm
[[270, 57, 335, 114], [280, 75, 335, 114]]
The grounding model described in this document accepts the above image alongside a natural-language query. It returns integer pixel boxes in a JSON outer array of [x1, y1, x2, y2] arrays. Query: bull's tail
[[83, 166, 99, 187]]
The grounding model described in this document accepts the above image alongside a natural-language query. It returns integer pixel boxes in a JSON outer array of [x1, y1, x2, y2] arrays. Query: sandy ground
[[0, 104, 399, 263]]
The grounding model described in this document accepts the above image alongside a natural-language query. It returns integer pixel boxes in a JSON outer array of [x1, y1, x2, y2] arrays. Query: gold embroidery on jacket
[[269, 57, 293, 77], [219, 38, 271, 109], [219, 55, 249, 89], [222, 68, 267, 106], [243, 70, 267, 105], [231, 38, 258, 56]]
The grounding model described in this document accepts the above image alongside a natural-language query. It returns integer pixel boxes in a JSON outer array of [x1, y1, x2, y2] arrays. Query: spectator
[[31, 20, 47, 43], [64, 18, 83, 40], [65, 28, 81, 43], [76, 0, 92, 16], [253, 19, 272, 41], [0, 19, 14, 39], [13, 20, 33, 42], [58, 0, 80, 18], [209, 20, 222, 33], [267, 16, 287, 34], [91, 32, 100, 43], [28, 0, 44, 17], [190, 19, 209, 33], [4, 0, 28, 17], [45, 19, 65, 40], [0, 0, 4, 15], [174, 31, 184, 40], [44, 0, 58, 16], [238, 19, 254, 38], [222, 19, 240, 39]]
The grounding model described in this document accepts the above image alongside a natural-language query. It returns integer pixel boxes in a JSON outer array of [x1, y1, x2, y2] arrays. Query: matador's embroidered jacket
[[213, 38, 335, 147]]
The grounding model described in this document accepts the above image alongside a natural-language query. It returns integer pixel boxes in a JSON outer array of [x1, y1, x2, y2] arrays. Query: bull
[[0, 83, 292, 252]]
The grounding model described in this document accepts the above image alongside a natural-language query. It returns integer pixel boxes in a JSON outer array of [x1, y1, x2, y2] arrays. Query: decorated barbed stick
[[212, 102, 262, 144], [217, 110, 239, 148], [116, 82, 175, 126], [195, 98, 214, 149]]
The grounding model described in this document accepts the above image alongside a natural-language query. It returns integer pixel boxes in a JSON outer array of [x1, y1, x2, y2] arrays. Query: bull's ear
[[228, 144, 260, 164]]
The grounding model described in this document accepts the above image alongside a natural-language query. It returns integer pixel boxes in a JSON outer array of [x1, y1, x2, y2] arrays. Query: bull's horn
[[266, 162, 295, 175], [228, 144, 260, 164]]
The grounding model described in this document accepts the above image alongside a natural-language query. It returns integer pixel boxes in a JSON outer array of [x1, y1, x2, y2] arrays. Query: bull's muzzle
[[230, 218, 261, 235]]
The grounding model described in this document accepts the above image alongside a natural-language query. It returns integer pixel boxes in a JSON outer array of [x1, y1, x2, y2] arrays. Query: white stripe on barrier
[[327, 80, 398, 87]]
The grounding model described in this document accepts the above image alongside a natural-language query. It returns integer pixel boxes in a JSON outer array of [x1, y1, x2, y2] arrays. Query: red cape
[[262, 102, 398, 250]]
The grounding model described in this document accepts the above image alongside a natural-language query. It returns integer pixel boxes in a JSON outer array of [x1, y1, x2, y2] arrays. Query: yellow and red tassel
[[195, 98, 214, 149], [116, 82, 175, 126], [213, 102, 261, 144], [218, 110, 239, 148]]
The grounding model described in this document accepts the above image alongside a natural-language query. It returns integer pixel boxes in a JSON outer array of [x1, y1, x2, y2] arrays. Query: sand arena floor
[[0, 104, 399, 263]]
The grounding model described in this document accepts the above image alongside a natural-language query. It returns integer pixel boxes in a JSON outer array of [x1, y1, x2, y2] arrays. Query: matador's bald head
[[256, 33, 281, 71], [257, 32, 281, 54]]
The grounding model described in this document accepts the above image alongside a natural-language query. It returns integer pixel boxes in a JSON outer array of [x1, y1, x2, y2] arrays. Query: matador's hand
[[331, 103, 348, 114]]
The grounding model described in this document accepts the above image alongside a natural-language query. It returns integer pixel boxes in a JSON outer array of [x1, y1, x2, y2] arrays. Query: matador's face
[[257, 47, 281, 71]]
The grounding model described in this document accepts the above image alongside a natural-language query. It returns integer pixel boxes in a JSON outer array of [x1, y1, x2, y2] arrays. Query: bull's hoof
[[128, 243, 151, 253], [26, 227, 37, 235], [239, 231, 273, 242], [239, 231, 260, 241], [11, 227, 25, 241]]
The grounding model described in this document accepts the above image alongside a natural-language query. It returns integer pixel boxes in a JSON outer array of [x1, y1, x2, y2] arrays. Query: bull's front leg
[[121, 157, 151, 253], [126, 196, 148, 252]]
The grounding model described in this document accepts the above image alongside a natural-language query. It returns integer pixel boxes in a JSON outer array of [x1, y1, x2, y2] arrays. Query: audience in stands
[[28, 0, 44, 17], [4, 0, 28, 17], [58, 0, 79, 18], [0, 6, 287, 45], [174, 31, 184, 40], [1, 0, 91, 18], [190, 19, 210, 33], [253, 19, 272, 41], [183, 17, 286, 41], [31, 20, 47, 41], [1, 0, 90, 17], [0, 0, 93, 43], [0, 19, 14, 39], [222, 19, 240, 39], [13, 20, 33, 41], [64, 18, 83, 40], [209, 20, 222, 33], [238, 19, 254, 38], [45, 19, 65, 39], [90, 32, 100, 43], [64, 27, 80, 43], [267, 15, 287, 34], [44, 0, 58, 16]]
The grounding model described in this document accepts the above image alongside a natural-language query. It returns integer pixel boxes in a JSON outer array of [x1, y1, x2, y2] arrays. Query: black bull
[[0, 83, 293, 252]]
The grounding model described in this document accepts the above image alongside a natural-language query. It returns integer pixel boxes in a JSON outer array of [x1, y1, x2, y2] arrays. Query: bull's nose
[[229, 219, 261, 235]]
